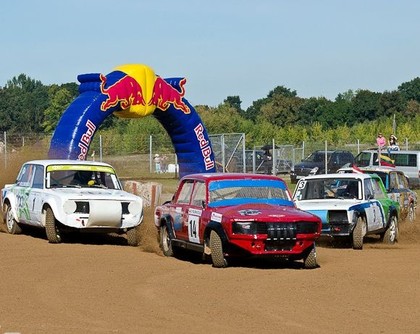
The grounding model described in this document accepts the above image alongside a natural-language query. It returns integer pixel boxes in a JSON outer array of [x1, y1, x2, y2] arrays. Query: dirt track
[[1, 209, 419, 334]]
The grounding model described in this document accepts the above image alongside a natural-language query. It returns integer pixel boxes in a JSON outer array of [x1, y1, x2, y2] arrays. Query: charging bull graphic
[[49, 64, 215, 177], [100, 74, 146, 111]]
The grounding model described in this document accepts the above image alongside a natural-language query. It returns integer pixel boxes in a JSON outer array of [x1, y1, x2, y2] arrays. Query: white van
[[354, 150, 420, 188]]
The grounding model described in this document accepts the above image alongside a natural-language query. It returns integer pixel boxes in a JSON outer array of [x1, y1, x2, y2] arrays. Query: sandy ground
[[0, 208, 419, 334]]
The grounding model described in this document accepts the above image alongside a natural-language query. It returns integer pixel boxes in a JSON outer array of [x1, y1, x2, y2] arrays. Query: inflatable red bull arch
[[48, 64, 216, 177]]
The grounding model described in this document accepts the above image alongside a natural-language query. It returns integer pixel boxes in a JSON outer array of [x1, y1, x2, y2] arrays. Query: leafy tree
[[268, 86, 297, 98], [377, 90, 405, 119], [257, 94, 303, 127], [350, 90, 382, 124], [3, 74, 49, 133], [398, 77, 420, 102], [43, 85, 74, 134], [223, 96, 242, 112]]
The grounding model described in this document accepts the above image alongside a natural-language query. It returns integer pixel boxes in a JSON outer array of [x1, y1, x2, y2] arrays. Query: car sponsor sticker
[[238, 209, 261, 216], [188, 210, 201, 243], [211, 212, 222, 223]]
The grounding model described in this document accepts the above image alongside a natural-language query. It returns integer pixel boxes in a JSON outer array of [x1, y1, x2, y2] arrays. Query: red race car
[[154, 173, 321, 268]]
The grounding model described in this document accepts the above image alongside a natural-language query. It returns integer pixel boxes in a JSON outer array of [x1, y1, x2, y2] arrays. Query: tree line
[[1, 74, 420, 150]]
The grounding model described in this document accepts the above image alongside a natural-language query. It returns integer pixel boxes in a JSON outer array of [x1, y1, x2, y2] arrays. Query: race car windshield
[[208, 179, 292, 207], [294, 178, 361, 200], [46, 165, 120, 189]]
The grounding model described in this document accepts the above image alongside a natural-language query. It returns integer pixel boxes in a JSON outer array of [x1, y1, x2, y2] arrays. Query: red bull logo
[[100, 73, 191, 115], [194, 123, 214, 170], [100, 74, 146, 111], [149, 77, 191, 114]]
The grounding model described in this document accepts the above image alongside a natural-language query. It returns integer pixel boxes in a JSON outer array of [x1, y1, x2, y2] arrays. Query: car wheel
[[303, 245, 317, 269], [352, 216, 365, 250], [4, 204, 22, 234], [160, 224, 174, 257], [408, 203, 416, 223], [210, 230, 227, 268], [45, 207, 62, 243], [383, 215, 398, 244], [126, 226, 139, 246]]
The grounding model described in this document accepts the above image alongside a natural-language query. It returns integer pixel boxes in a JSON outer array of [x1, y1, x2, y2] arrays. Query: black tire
[[303, 245, 317, 269], [45, 207, 62, 243], [126, 226, 139, 246], [352, 217, 365, 250], [383, 215, 398, 244], [4, 204, 22, 234], [408, 203, 415, 223], [210, 230, 227, 268], [159, 224, 174, 257]]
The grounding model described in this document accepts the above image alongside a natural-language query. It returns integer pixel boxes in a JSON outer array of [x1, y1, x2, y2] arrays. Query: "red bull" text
[[194, 123, 214, 170], [78, 119, 96, 160]]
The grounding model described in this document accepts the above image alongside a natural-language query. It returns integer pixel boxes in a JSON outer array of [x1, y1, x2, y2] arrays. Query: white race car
[[1, 160, 143, 245]]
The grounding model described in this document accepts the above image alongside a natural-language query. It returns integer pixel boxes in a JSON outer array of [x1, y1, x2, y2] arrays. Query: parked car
[[154, 173, 322, 268], [354, 149, 420, 188], [292, 173, 400, 249], [1, 160, 144, 245], [338, 166, 417, 223], [290, 150, 354, 183]]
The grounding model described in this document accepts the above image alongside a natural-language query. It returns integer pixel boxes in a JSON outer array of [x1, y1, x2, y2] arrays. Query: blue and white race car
[[292, 173, 400, 249]]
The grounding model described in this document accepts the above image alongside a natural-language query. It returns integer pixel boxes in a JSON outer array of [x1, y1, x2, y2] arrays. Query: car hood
[[294, 199, 360, 211], [294, 161, 324, 169], [214, 203, 320, 223]]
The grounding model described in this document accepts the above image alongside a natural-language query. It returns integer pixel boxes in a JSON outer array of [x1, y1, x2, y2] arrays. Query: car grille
[[262, 222, 318, 251], [266, 223, 296, 240], [74, 201, 130, 214], [328, 211, 349, 224]]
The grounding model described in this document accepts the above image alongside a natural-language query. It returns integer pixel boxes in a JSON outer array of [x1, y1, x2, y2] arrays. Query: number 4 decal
[[188, 214, 200, 243]]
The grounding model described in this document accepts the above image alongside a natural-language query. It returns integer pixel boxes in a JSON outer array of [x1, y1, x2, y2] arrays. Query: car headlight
[[63, 200, 77, 214], [128, 201, 142, 215], [232, 221, 258, 235]]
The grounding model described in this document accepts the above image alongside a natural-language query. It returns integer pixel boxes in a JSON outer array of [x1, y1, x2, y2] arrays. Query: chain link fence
[[2, 131, 420, 179]]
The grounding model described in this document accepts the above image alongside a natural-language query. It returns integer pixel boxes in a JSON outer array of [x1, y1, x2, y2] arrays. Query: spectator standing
[[376, 133, 386, 151], [263, 149, 273, 174], [388, 134, 400, 153], [154, 154, 161, 173], [161, 155, 168, 173]]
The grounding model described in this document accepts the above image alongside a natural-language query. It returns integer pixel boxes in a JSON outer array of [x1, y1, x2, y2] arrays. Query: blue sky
[[1, 0, 419, 109]]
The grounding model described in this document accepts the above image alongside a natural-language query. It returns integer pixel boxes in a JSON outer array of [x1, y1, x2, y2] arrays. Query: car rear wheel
[[210, 230, 227, 268], [352, 217, 365, 250], [5, 204, 22, 234], [303, 245, 317, 269], [408, 203, 416, 223], [383, 216, 398, 244], [126, 226, 140, 246], [160, 224, 174, 257], [45, 207, 62, 243]]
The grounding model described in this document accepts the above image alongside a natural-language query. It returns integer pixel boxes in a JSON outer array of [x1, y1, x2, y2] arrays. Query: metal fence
[[1, 131, 419, 177]]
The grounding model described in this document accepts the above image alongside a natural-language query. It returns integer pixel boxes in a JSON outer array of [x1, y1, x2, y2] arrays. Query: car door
[[363, 178, 386, 231], [14, 163, 35, 224], [186, 181, 206, 244], [28, 164, 45, 226], [171, 180, 194, 241], [386, 171, 400, 203]]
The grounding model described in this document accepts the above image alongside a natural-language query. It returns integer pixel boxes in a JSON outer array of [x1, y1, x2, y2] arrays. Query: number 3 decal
[[188, 214, 200, 243]]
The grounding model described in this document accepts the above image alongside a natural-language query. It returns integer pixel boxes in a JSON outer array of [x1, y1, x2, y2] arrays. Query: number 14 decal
[[188, 214, 200, 243]]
